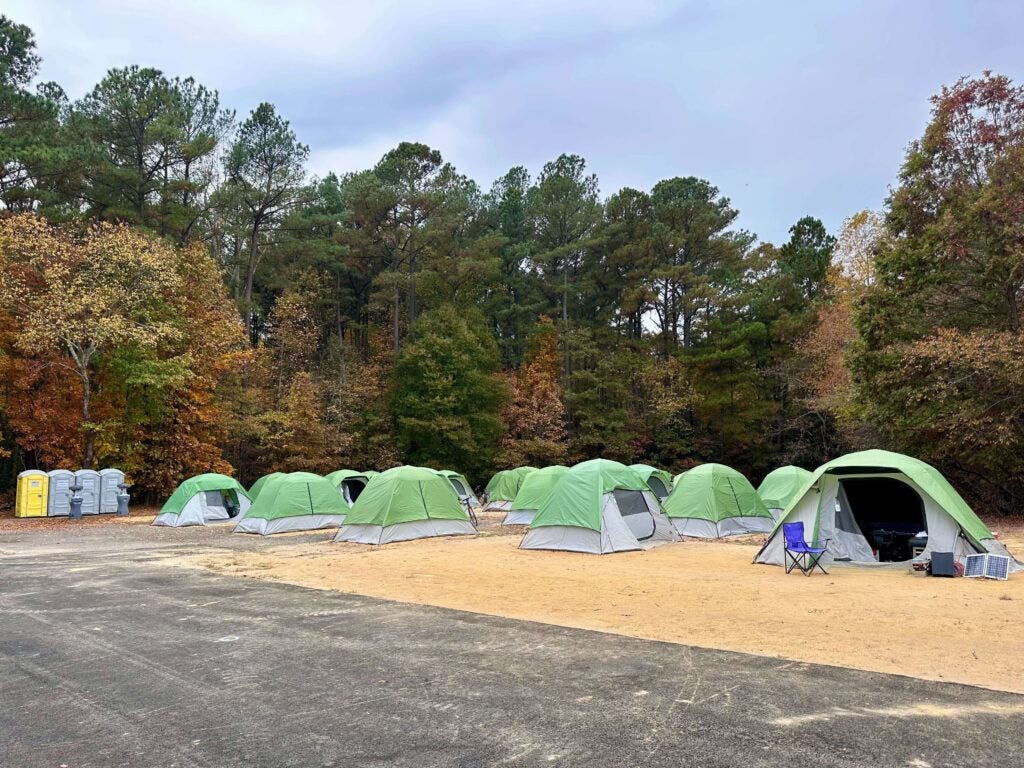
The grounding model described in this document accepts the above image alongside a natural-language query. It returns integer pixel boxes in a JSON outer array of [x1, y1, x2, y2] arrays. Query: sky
[[7, 0, 1024, 244]]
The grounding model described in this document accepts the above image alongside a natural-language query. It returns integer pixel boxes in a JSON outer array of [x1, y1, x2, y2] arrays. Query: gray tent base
[[233, 514, 346, 535], [502, 509, 536, 525], [484, 500, 513, 512], [671, 516, 773, 539], [334, 518, 477, 545]]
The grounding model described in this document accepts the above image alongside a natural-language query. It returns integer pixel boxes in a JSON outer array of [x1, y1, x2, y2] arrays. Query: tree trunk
[[407, 255, 417, 329], [81, 369, 94, 469], [392, 289, 400, 355], [562, 266, 570, 381], [1007, 282, 1020, 332], [244, 222, 260, 339]]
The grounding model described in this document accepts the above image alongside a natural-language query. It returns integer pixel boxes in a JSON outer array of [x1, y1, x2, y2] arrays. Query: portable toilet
[[47, 469, 76, 516], [75, 469, 101, 515], [16, 470, 49, 518], [99, 468, 125, 513]]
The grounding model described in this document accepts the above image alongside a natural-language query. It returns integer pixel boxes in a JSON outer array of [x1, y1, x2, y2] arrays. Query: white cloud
[[308, 98, 490, 180], [8, 0, 682, 96], [6, 0, 1024, 242]]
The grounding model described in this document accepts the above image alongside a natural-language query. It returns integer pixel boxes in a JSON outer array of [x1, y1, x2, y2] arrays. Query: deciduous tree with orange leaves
[[499, 318, 569, 467], [855, 72, 1024, 511], [0, 214, 246, 495]]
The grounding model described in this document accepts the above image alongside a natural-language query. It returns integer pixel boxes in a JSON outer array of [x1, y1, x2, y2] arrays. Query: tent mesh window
[[612, 489, 651, 517], [647, 477, 670, 498], [612, 489, 656, 541]]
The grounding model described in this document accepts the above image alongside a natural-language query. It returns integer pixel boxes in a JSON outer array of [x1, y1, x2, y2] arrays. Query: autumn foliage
[[0, 214, 246, 496], [499, 318, 568, 467]]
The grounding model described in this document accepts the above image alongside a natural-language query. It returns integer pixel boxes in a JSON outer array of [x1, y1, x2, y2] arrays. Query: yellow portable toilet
[[16, 470, 49, 518]]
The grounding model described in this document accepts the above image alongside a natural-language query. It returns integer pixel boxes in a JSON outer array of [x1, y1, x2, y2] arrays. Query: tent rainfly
[[334, 465, 477, 545], [248, 472, 284, 500], [664, 463, 774, 538], [483, 467, 537, 512], [324, 469, 371, 506], [755, 449, 1021, 571], [233, 472, 348, 535], [629, 464, 674, 500], [757, 465, 813, 519], [154, 473, 251, 527], [520, 459, 678, 554], [503, 465, 569, 525], [434, 469, 480, 507]]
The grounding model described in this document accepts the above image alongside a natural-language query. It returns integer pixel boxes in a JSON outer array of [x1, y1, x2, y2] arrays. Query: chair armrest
[[807, 538, 830, 549]]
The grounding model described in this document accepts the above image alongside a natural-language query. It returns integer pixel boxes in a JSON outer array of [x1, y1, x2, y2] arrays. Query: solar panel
[[985, 555, 1011, 581], [963, 554, 986, 578]]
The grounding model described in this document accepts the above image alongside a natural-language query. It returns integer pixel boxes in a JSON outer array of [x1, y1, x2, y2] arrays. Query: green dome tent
[[664, 464, 773, 538], [629, 464, 674, 500], [503, 465, 569, 525], [434, 469, 480, 507], [153, 473, 251, 528], [248, 472, 284, 500], [757, 465, 813, 518], [755, 449, 1020, 570], [334, 465, 476, 545], [483, 467, 537, 511], [233, 472, 348, 535], [325, 469, 370, 506], [520, 459, 677, 554]]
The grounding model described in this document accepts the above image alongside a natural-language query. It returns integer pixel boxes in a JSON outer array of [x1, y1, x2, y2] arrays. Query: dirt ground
[[160, 512, 1024, 695]]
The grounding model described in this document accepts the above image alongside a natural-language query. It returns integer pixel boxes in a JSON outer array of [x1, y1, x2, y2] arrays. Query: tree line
[[2, 16, 1023, 513]]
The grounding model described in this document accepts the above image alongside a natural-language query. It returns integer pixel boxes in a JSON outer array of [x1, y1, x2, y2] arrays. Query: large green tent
[[434, 469, 480, 507], [324, 469, 370, 506], [664, 463, 772, 538], [153, 473, 251, 528], [629, 464, 674, 500], [335, 465, 476, 545], [520, 459, 677, 554], [233, 472, 348, 535], [755, 449, 1020, 570], [757, 465, 813, 517], [503, 465, 568, 525], [248, 472, 284, 500], [484, 467, 537, 511]]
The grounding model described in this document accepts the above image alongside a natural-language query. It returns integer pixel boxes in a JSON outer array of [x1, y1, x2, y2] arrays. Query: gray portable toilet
[[47, 469, 76, 516], [75, 469, 101, 515], [99, 468, 125, 513]]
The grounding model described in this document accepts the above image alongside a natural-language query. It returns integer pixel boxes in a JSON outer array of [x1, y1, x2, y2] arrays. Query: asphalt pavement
[[1, 524, 1022, 767]]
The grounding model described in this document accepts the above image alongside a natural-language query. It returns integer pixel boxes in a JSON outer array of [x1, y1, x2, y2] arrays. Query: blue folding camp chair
[[783, 522, 830, 576]]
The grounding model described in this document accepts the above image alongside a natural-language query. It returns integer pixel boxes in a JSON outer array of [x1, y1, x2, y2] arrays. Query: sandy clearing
[[173, 524, 1024, 695]]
